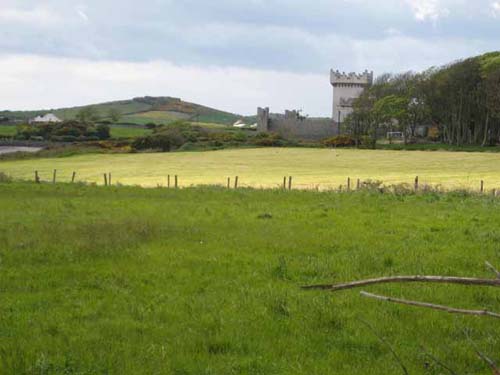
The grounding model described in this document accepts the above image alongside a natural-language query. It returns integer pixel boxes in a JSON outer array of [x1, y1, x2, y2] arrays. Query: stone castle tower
[[330, 69, 373, 124]]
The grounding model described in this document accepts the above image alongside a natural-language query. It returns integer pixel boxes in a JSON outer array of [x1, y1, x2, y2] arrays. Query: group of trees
[[132, 121, 289, 152], [17, 120, 110, 142], [346, 52, 500, 146]]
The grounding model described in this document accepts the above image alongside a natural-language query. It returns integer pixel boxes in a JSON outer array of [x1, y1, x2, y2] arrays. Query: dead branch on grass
[[464, 330, 500, 374], [358, 318, 410, 375], [485, 261, 500, 279], [419, 345, 459, 375], [360, 291, 500, 319], [302, 275, 500, 291]]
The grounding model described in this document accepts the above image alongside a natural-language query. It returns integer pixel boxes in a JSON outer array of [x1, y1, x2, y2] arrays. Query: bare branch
[[358, 318, 410, 375], [418, 345, 459, 375], [302, 276, 500, 291], [360, 291, 500, 319], [464, 330, 499, 374], [485, 261, 500, 279]]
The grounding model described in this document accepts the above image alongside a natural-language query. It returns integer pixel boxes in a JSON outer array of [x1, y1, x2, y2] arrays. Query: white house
[[30, 113, 62, 124]]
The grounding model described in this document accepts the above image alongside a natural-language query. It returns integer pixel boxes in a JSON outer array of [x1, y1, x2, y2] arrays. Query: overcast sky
[[1, 0, 499, 116]]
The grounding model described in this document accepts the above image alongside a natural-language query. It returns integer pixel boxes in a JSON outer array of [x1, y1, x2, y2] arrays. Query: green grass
[[0, 97, 244, 125], [54, 101, 153, 120], [0, 124, 17, 136], [121, 111, 189, 125], [0, 182, 498, 374], [121, 111, 233, 127], [2, 148, 500, 190], [109, 125, 152, 139]]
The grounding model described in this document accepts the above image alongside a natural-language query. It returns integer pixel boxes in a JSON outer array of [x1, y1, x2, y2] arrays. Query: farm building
[[30, 113, 62, 124]]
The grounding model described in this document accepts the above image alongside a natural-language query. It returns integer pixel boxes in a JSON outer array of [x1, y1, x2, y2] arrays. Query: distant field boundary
[[3, 170, 498, 197]]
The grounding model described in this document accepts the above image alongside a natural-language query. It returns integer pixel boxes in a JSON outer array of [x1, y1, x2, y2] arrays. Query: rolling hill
[[0, 96, 252, 126]]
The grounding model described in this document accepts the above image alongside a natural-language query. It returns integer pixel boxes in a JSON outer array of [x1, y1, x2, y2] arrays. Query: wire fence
[[26, 169, 500, 196]]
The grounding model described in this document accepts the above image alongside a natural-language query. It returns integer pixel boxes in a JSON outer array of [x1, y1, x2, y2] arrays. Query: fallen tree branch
[[464, 330, 499, 374], [302, 275, 500, 291], [419, 345, 459, 375], [358, 318, 410, 375], [485, 261, 500, 279], [360, 291, 500, 319]]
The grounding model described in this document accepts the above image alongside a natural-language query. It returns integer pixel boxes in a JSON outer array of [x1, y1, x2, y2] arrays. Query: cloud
[[0, 1, 499, 114], [0, 54, 332, 116], [76, 6, 89, 23], [404, 0, 450, 22], [0, 6, 62, 26], [491, 1, 500, 17]]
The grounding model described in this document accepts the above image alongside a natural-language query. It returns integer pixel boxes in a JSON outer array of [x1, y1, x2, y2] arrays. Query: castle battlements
[[330, 69, 373, 86]]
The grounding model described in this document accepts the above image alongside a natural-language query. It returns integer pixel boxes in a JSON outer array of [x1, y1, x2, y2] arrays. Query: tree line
[[345, 51, 500, 146]]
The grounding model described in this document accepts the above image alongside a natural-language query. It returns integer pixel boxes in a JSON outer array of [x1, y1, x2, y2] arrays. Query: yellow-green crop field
[[2, 147, 500, 190]]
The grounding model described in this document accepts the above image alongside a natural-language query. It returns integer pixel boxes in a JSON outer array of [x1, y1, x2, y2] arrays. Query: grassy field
[[0, 124, 17, 136], [1, 96, 244, 125], [121, 111, 190, 125], [2, 148, 500, 190], [110, 125, 152, 139], [0, 182, 498, 374]]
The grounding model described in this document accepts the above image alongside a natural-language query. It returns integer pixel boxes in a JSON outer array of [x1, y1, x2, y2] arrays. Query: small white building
[[30, 113, 62, 124]]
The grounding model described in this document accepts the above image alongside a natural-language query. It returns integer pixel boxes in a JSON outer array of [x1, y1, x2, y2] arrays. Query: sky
[[1, 0, 499, 116]]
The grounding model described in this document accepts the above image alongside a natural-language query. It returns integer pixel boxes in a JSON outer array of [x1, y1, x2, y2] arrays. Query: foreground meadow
[[0, 183, 499, 374], [2, 148, 500, 190]]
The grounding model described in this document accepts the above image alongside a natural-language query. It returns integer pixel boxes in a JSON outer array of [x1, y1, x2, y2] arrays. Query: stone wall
[[257, 107, 338, 141]]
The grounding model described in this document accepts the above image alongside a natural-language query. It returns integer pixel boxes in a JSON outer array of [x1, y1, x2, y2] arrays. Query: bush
[[15, 120, 110, 142], [96, 124, 110, 140], [360, 135, 376, 149], [0, 172, 12, 183], [252, 132, 286, 147], [145, 123, 157, 129], [50, 135, 79, 142], [323, 135, 355, 147], [132, 128, 186, 152]]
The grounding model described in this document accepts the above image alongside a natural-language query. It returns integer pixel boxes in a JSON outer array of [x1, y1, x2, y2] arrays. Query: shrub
[[50, 135, 79, 142], [15, 120, 110, 141], [252, 132, 285, 147], [96, 124, 111, 140], [360, 135, 376, 149], [323, 135, 355, 147], [0, 172, 12, 183], [145, 123, 157, 129], [132, 128, 186, 152]]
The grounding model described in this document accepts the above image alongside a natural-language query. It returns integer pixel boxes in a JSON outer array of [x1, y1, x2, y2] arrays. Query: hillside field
[[0, 96, 245, 125], [3, 148, 500, 190], [0, 124, 16, 136], [0, 183, 498, 374]]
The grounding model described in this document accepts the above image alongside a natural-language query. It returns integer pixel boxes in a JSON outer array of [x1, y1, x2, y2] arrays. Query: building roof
[[31, 113, 62, 123]]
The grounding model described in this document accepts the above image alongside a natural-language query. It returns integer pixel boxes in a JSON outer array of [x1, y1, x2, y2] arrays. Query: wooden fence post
[[480, 180, 484, 194], [167, 175, 170, 188], [414, 176, 419, 192], [347, 177, 351, 192], [35, 171, 40, 184], [227, 177, 231, 189], [103, 173, 108, 186], [283, 176, 287, 189], [52, 169, 57, 184], [357, 179, 361, 190], [234, 176, 239, 189], [288, 176, 292, 190], [71, 171, 76, 183], [175, 175, 178, 189], [108, 173, 112, 186]]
